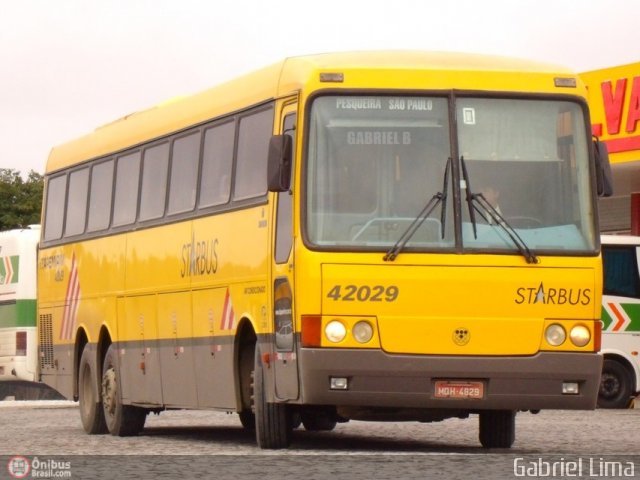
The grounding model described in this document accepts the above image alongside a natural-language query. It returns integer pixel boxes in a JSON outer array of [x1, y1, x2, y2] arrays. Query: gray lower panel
[[42, 337, 240, 410], [40, 344, 75, 400], [117, 337, 237, 409], [298, 349, 602, 411]]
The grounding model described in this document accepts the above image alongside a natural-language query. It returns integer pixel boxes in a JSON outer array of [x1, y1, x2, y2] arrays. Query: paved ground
[[0, 400, 638, 479]]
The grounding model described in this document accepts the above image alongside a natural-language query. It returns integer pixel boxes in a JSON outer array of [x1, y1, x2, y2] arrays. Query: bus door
[[271, 103, 299, 401]]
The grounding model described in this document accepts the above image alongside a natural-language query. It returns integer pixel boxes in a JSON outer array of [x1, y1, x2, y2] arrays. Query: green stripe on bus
[[601, 303, 640, 332], [0, 299, 36, 328], [601, 307, 613, 330], [620, 303, 640, 332]]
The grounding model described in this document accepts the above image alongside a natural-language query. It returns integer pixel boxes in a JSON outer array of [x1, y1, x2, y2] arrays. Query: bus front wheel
[[598, 359, 633, 409], [301, 410, 337, 431], [254, 347, 291, 449], [479, 410, 516, 448], [101, 344, 147, 436], [78, 347, 108, 434]]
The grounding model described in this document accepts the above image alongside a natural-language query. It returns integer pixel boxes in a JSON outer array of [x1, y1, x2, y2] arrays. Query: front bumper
[[298, 349, 602, 411]]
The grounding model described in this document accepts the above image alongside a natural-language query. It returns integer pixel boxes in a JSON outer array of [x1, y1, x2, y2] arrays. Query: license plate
[[434, 380, 484, 399]]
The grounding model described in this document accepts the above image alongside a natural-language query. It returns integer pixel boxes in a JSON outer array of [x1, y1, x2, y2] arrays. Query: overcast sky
[[1, 0, 638, 176]]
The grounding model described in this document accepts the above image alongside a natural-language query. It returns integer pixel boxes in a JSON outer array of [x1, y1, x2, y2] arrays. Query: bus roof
[[601, 234, 640, 246], [0, 226, 41, 253], [46, 51, 579, 173], [0, 225, 41, 240]]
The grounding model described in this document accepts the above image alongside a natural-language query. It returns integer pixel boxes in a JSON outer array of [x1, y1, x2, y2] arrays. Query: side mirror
[[267, 135, 292, 192], [593, 137, 613, 197]]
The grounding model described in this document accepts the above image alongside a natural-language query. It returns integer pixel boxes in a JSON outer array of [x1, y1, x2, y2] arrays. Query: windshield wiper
[[384, 158, 451, 262], [460, 156, 539, 264], [459, 155, 477, 237]]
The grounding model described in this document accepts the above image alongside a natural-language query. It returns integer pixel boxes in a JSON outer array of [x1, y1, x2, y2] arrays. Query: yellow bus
[[38, 51, 612, 449]]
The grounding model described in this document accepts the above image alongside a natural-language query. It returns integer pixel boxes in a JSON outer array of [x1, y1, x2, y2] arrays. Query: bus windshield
[[306, 96, 454, 249], [305, 95, 596, 254]]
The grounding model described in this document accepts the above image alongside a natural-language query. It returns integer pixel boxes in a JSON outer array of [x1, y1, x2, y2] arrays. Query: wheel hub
[[599, 373, 620, 398], [102, 368, 117, 415]]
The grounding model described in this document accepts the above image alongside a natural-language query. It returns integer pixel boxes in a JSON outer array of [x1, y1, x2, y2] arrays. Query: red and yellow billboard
[[581, 62, 640, 164]]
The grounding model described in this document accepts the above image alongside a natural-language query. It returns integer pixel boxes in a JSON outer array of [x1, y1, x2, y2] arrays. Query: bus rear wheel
[[479, 410, 515, 449], [598, 359, 633, 409], [254, 347, 291, 449], [101, 344, 147, 436], [78, 346, 108, 434]]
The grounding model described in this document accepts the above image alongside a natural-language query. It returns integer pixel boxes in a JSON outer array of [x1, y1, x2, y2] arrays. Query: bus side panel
[[117, 295, 163, 406], [192, 287, 236, 408], [601, 333, 640, 393], [38, 306, 74, 399], [0, 302, 37, 381], [157, 291, 198, 407], [0, 228, 39, 383], [39, 236, 127, 398], [37, 245, 73, 398], [601, 296, 640, 393], [121, 223, 192, 407], [191, 208, 270, 408]]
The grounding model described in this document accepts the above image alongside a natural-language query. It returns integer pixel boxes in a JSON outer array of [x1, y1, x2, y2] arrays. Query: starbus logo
[[515, 282, 592, 306], [180, 232, 219, 278]]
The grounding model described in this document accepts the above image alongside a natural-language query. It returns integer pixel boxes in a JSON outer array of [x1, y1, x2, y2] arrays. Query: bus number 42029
[[326, 284, 399, 302]]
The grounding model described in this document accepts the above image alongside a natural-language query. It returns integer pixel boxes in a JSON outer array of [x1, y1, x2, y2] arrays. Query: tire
[[598, 359, 634, 409], [291, 412, 302, 429], [239, 410, 255, 430], [254, 347, 291, 449], [301, 411, 337, 431], [238, 343, 255, 430], [78, 347, 108, 434], [479, 410, 516, 449], [101, 344, 147, 436]]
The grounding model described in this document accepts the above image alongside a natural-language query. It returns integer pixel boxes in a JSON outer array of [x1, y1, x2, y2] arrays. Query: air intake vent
[[38, 314, 54, 369]]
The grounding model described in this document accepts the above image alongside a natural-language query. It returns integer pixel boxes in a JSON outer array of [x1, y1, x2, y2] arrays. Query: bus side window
[[139, 143, 170, 221], [234, 107, 273, 201], [64, 167, 90, 237], [112, 152, 141, 227], [199, 121, 234, 208], [602, 246, 640, 299], [275, 113, 296, 264], [43, 175, 67, 241], [168, 131, 200, 215], [87, 160, 114, 232]]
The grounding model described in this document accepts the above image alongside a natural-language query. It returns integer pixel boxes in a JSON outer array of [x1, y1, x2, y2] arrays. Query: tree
[[0, 169, 44, 231]]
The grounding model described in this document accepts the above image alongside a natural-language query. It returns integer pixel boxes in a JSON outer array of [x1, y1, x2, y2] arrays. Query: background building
[[582, 63, 640, 233]]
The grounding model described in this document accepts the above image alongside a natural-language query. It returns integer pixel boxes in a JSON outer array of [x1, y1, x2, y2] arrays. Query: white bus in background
[[600, 234, 640, 408], [0, 226, 39, 383]]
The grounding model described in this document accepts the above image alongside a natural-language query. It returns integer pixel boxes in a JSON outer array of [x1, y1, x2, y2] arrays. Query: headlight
[[545, 324, 566, 346], [353, 321, 374, 343], [570, 325, 590, 347], [325, 320, 347, 343]]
